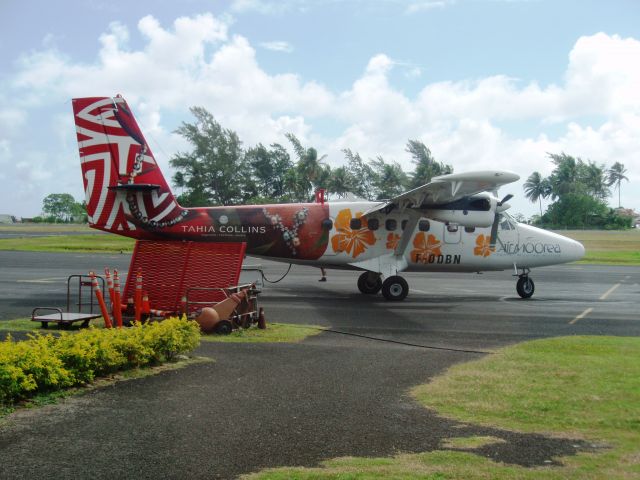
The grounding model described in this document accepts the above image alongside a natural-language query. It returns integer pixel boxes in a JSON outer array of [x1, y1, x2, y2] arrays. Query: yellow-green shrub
[[0, 318, 200, 405]]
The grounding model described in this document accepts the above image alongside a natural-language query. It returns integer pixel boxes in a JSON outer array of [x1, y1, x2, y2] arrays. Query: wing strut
[[394, 214, 420, 257]]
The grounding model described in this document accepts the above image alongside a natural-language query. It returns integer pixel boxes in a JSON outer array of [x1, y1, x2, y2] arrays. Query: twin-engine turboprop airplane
[[72, 95, 585, 301]]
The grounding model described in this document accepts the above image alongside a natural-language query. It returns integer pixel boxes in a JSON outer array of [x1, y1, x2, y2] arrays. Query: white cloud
[[3, 14, 640, 216], [259, 41, 294, 53], [0, 108, 28, 134]]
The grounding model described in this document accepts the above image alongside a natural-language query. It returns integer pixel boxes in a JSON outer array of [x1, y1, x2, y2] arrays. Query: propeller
[[489, 194, 514, 250]]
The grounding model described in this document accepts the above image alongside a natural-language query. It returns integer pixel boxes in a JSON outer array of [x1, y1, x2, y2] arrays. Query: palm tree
[[406, 139, 453, 188], [523, 171, 551, 216], [606, 162, 629, 208], [285, 133, 327, 200], [329, 166, 355, 198], [581, 161, 610, 200], [547, 153, 579, 199]]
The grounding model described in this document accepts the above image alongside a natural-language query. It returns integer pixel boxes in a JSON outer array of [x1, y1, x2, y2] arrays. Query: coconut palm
[[523, 171, 551, 216], [329, 166, 356, 198], [285, 133, 328, 201], [607, 162, 629, 208]]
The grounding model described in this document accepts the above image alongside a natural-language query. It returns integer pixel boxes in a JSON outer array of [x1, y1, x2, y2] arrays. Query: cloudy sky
[[1, 0, 639, 218]]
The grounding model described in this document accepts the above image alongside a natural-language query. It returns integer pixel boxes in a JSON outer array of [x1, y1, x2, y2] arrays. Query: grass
[[555, 229, 640, 265], [440, 436, 506, 450], [0, 224, 94, 233], [0, 234, 134, 253], [0, 318, 323, 344], [200, 322, 324, 343], [0, 318, 46, 332], [245, 336, 640, 479], [0, 317, 113, 333]]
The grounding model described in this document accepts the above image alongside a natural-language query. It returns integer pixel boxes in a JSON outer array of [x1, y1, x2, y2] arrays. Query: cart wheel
[[215, 320, 233, 335]]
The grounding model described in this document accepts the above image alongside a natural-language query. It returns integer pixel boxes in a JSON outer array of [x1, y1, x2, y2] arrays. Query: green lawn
[[556, 229, 640, 265], [245, 336, 640, 479], [0, 318, 322, 344], [200, 323, 323, 343], [0, 224, 94, 233], [0, 234, 134, 253]]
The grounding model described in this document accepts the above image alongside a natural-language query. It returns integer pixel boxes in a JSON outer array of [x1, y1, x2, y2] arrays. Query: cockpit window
[[499, 214, 515, 230]]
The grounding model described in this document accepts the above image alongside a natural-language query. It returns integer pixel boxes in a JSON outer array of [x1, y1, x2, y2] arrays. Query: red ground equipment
[[122, 240, 247, 317]]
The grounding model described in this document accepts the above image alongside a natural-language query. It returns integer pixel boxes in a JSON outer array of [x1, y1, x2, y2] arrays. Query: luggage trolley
[[31, 274, 106, 329]]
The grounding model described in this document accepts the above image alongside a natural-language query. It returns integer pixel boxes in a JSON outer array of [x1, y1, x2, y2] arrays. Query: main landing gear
[[357, 271, 382, 294], [515, 267, 535, 299], [357, 272, 409, 301]]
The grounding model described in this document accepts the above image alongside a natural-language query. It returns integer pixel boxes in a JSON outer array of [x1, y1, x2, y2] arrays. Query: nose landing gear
[[515, 267, 535, 299]]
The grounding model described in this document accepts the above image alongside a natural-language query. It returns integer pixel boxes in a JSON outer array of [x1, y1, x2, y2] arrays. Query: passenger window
[[418, 220, 430, 232], [368, 218, 379, 231], [385, 219, 397, 231], [465, 226, 475, 233], [350, 218, 362, 230], [321, 219, 333, 230]]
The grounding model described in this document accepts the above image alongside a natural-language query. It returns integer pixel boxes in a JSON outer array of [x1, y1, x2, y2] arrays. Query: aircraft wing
[[362, 170, 520, 216]]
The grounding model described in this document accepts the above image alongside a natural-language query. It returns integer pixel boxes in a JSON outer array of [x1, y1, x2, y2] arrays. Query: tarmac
[[0, 250, 639, 479]]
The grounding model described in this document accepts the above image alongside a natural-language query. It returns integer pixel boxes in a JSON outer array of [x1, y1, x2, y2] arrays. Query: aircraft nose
[[568, 239, 585, 261]]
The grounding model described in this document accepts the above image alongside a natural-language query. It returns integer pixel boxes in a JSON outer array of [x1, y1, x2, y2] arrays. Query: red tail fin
[[72, 96, 184, 236]]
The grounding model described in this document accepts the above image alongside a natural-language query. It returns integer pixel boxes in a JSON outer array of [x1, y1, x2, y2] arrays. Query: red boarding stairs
[[122, 240, 247, 316]]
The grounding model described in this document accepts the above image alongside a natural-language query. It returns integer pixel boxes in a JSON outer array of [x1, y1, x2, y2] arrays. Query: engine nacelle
[[423, 193, 498, 228]]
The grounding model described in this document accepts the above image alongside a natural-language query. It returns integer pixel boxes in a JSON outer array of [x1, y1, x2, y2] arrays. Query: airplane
[[72, 95, 586, 301]]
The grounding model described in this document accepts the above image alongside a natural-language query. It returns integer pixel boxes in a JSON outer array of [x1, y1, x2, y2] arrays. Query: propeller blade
[[498, 193, 513, 206], [489, 212, 499, 250]]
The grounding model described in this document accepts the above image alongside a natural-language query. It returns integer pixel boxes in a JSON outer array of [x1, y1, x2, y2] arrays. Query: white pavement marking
[[599, 283, 621, 300], [16, 277, 66, 284], [569, 307, 594, 325], [569, 282, 624, 325]]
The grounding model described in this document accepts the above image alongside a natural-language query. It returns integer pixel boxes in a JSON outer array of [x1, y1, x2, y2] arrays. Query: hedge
[[0, 318, 200, 405]]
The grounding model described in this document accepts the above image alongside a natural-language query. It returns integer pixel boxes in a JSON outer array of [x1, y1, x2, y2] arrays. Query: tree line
[[33, 193, 86, 223], [170, 107, 452, 206], [38, 107, 632, 230], [523, 154, 631, 228]]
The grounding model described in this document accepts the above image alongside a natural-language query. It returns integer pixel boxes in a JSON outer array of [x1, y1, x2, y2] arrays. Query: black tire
[[516, 276, 535, 299], [357, 272, 383, 294], [215, 320, 233, 335], [381, 276, 409, 301]]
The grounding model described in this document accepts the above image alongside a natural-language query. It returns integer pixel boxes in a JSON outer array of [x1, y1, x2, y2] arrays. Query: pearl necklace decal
[[126, 194, 188, 229], [262, 207, 309, 255]]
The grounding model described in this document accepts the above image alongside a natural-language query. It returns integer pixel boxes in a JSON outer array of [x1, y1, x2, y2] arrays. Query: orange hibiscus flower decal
[[386, 233, 400, 250], [410, 232, 442, 263], [474, 234, 493, 257], [330, 209, 376, 258]]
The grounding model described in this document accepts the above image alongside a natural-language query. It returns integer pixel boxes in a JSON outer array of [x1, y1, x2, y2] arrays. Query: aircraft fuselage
[[103, 200, 585, 274]]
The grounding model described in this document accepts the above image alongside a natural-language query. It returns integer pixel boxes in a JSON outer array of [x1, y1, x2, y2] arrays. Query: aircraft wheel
[[516, 276, 535, 299], [382, 276, 409, 301], [357, 272, 382, 294]]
